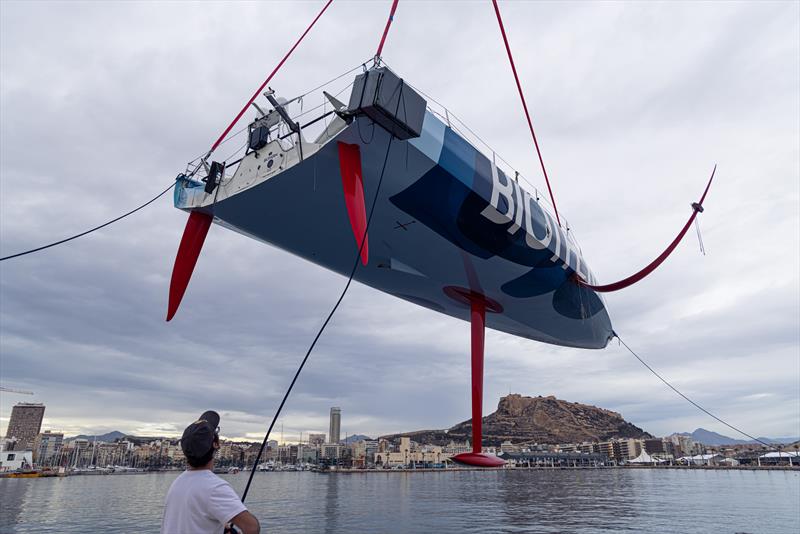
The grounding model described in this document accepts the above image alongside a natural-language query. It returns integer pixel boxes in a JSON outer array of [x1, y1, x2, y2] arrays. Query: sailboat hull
[[176, 112, 613, 349]]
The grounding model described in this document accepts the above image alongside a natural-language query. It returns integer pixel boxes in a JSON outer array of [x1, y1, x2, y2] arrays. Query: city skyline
[[4, 397, 797, 478], [2, 399, 796, 447], [0, 1, 798, 443]]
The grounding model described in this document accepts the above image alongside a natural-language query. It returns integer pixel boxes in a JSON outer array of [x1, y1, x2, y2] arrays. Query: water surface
[[1, 468, 798, 533]]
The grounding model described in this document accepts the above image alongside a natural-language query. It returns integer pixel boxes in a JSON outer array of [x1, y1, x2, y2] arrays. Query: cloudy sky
[[1, 1, 798, 444]]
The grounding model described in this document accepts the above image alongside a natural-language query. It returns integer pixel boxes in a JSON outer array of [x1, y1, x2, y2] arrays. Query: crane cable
[[491, 0, 561, 227], [2, 0, 337, 263], [616, 333, 775, 450], [241, 135, 394, 503], [0, 183, 175, 262], [242, 0, 403, 501]]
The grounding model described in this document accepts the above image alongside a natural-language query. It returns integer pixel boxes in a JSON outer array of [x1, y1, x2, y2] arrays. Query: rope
[[491, 0, 561, 227], [241, 134, 394, 502], [0, 183, 175, 262], [578, 165, 716, 293], [209, 0, 334, 153], [375, 0, 400, 59], [616, 334, 775, 450]]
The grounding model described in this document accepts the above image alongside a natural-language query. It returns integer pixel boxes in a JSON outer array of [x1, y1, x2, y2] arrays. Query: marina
[[1, 1, 798, 532]]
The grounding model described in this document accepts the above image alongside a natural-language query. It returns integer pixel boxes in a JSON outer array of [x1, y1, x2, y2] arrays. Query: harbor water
[[1, 468, 798, 533]]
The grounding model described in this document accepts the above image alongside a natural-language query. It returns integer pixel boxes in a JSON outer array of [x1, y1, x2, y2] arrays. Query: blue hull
[[176, 111, 613, 349]]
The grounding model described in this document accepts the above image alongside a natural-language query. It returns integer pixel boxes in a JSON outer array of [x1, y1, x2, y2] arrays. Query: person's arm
[[226, 510, 260, 534], [209, 480, 257, 534]]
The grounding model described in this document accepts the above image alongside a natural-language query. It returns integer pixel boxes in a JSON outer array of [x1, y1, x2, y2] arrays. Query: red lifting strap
[[492, 0, 561, 227], [578, 165, 717, 293], [209, 0, 334, 153], [375, 0, 400, 58]]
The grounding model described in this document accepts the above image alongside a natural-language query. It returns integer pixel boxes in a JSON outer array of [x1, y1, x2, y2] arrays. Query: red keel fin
[[337, 142, 369, 266], [167, 211, 213, 321], [452, 296, 505, 468]]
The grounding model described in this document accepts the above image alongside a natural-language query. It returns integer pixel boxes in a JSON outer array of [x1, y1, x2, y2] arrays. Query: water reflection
[[323, 473, 340, 534], [1, 469, 798, 533], [500, 470, 638, 531], [0, 478, 31, 530]]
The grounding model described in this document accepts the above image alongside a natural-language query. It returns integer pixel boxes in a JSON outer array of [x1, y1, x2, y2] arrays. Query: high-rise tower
[[5, 402, 45, 450], [328, 407, 341, 444]]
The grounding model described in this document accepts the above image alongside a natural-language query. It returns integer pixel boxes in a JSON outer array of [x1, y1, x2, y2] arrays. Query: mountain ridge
[[66, 430, 127, 442], [672, 428, 799, 446]]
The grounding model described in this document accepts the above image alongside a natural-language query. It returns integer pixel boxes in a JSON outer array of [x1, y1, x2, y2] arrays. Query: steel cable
[[0, 183, 175, 262], [241, 132, 394, 502]]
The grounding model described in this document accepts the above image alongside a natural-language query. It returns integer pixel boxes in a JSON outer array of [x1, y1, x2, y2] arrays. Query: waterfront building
[[644, 438, 666, 455], [0, 450, 33, 471], [165, 442, 184, 461], [308, 433, 326, 447], [500, 451, 607, 467], [500, 441, 520, 454], [351, 440, 367, 464], [590, 438, 645, 462], [374, 436, 411, 466], [678, 453, 726, 466], [669, 434, 703, 456], [33, 431, 63, 465], [4, 403, 45, 451], [322, 443, 343, 461], [617, 438, 643, 460], [297, 444, 319, 463], [363, 440, 379, 464], [329, 407, 341, 444], [242, 443, 261, 467], [442, 440, 471, 456], [734, 451, 798, 467], [217, 441, 245, 467], [276, 444, 298, 464], [596, 441, 616, 461], [374, 437, 447, 467], [375, 448, 446, 467], [761, 451, 799, 466]]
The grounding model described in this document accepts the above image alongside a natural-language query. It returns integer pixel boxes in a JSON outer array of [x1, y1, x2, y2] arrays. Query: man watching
[[161, 410, 260, 534]]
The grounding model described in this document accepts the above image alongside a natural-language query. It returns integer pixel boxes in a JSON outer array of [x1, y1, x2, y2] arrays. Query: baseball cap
[[181, 410, 220, 459]]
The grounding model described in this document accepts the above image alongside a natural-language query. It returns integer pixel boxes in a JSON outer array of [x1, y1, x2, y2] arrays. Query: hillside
[[66, 431, 127, 443], [381, 394, 651, 446]]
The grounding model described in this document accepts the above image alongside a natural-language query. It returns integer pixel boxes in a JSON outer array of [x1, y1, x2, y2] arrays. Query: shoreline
[[322, 465, 800, 474], [3, 464, 797, 479]]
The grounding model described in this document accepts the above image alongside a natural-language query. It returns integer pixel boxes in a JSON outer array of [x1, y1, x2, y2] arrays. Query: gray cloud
[[1, 1, 798, 443]]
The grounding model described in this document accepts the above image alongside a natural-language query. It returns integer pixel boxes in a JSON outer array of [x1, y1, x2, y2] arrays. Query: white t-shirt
[[161, 469, 247, 534]]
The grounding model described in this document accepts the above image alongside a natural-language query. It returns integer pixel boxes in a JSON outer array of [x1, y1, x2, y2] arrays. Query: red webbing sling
[[375, 0, 400, 58], [578, 165, 716, 293], [492, 0, 561, 227], [209, 0, 335, 153]]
